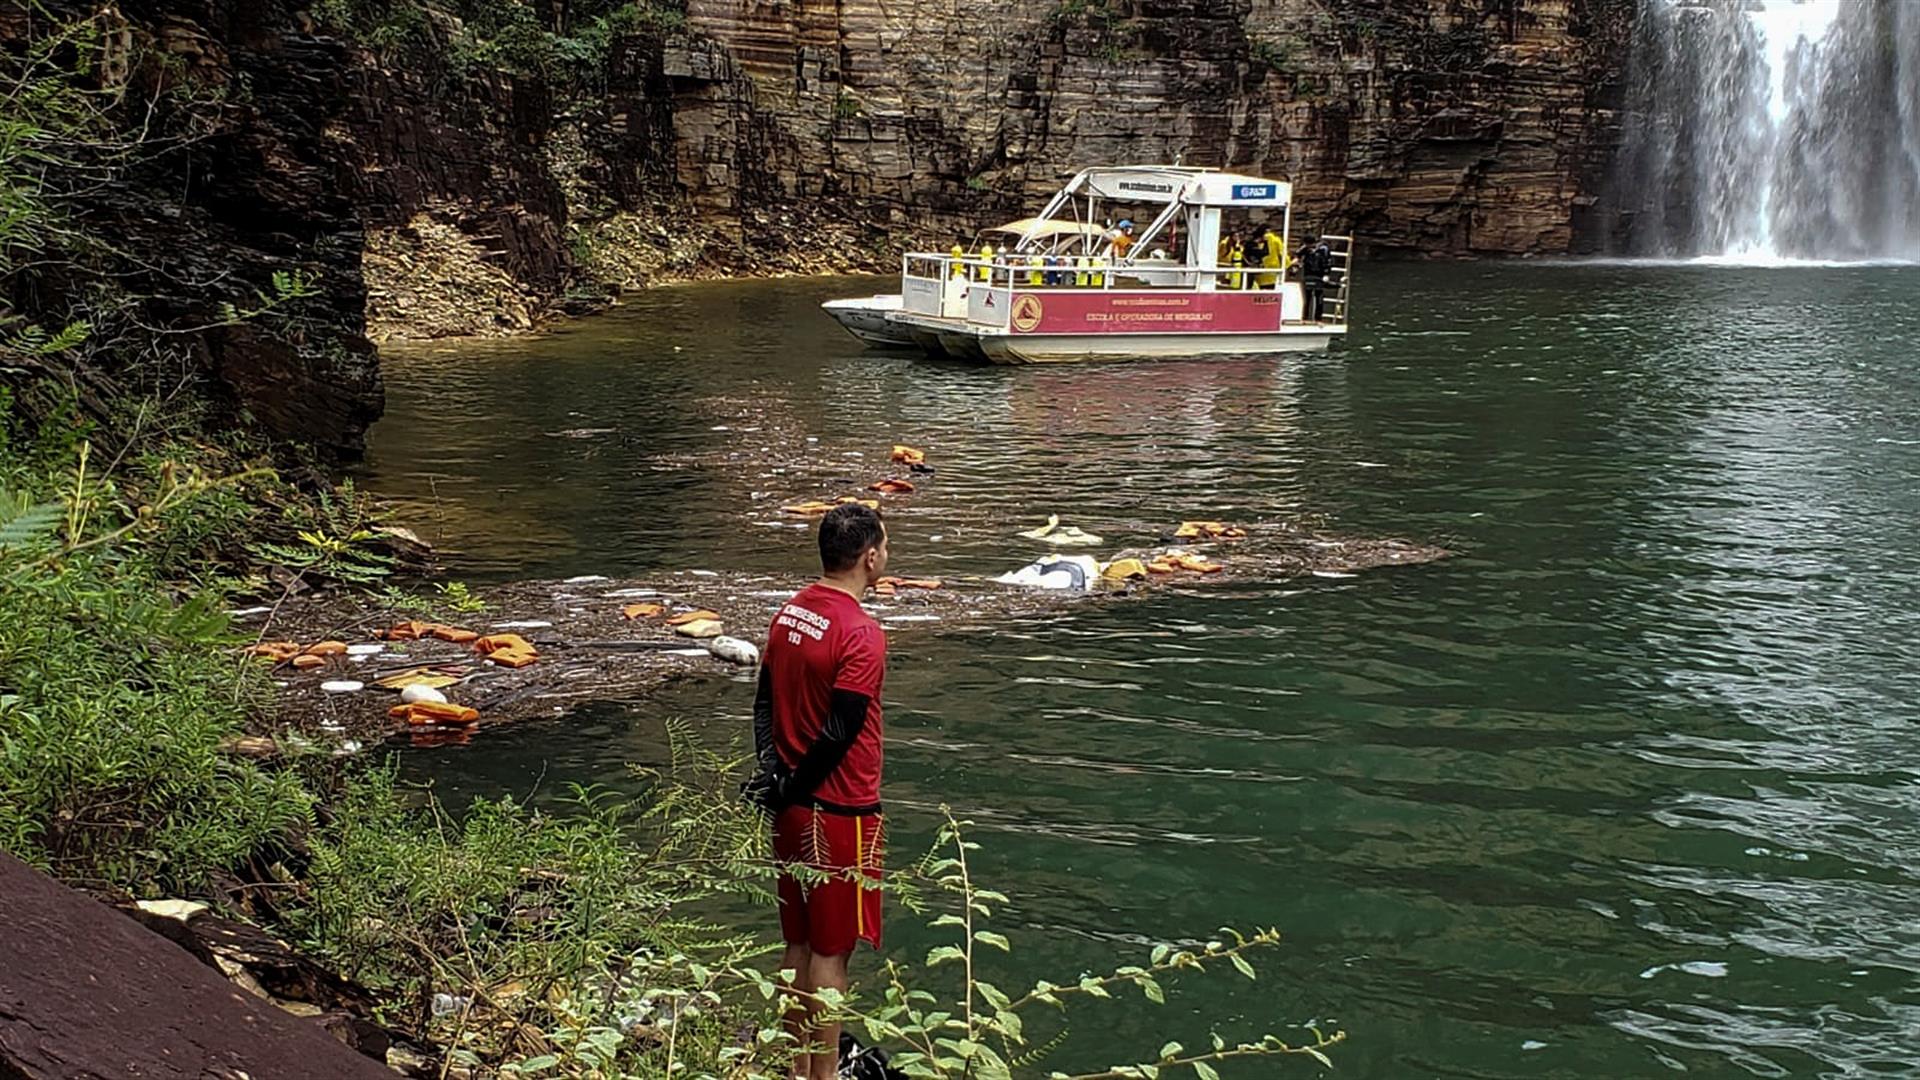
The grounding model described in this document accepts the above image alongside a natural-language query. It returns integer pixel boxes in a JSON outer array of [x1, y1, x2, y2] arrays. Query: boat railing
[[901, 251, 1350, 326]]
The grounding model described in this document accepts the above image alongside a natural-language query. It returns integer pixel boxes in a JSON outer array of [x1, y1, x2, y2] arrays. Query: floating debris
[[390, 701, 480, 726], [782, 496, 882, 516], [373, 668, 462, 692], [1174, 521, 1248, 540], [1018, 515, 1103, 546], [260, 518, 1449, 748], [474, 633, 539, 668], [707, 636, 761, 666]]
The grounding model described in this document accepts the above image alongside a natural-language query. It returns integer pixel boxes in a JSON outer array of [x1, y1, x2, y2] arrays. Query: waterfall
[[1607, 0, 1920, 262]]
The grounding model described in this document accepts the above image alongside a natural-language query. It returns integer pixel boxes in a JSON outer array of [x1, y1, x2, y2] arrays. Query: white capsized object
[[707, 636, 761, 666], [994, 555, 1101, 591], [400, 684, 449, 705]]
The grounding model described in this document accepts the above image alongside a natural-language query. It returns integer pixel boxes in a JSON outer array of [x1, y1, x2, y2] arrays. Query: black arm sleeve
[[752, 665, 778, 773], [779, 688, 871, 806]]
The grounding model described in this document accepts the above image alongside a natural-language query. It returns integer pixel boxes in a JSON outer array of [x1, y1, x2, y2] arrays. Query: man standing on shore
[[748, 504, 890, 1079]]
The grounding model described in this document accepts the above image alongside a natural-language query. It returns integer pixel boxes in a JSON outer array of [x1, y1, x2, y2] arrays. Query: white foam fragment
[[492, 620, 554, 629], [227, 605, 274, 618], [602, 588, 658, 598], [564, 575, 610, 584], [1310, 570, 1356, 579]]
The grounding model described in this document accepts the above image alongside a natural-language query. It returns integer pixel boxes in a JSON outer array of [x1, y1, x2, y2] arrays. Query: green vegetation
[[1340, 11, 1490, 74], [0, 391, 312, 893], [248, 479, 396, 586], [312, 0, 687, 95], [1247, 34, 1298, 73], [285, 744, 1343, 1076], [1049, 0, 1145, 62]]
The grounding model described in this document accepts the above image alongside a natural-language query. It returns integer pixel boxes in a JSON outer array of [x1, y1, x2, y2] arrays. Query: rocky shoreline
[[362, 200, 912, 344]]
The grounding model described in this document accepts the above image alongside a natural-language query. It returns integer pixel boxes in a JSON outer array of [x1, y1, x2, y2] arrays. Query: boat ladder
[[1319, 234, 1354, 326]]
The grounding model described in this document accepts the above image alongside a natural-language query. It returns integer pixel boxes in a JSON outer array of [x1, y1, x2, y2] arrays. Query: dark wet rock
[[0, 851, 397, 1078], [1, 2, 386, 457]]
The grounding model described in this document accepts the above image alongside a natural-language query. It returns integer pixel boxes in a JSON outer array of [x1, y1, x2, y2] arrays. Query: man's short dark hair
[[819, 504, 885, 573]]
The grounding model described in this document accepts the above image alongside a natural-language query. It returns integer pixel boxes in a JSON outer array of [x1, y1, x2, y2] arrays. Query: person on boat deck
[[1043, 251, 1064, 286], [948, 241, 966, 279], [1255, 223, 1284, 289], [1218, 233, 1245, 290], [1107, 219, 1137, 260], [1296, 233, 1333, 321]]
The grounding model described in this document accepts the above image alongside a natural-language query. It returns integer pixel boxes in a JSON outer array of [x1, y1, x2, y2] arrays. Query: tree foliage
[[312, 0, 687, 95]]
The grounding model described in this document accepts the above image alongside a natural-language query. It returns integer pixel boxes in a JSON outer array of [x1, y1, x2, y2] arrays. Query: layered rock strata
[[6, 0, 1638, 451]]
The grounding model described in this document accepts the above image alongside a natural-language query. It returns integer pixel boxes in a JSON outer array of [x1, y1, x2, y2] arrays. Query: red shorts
[[774, 804, 884, 955]]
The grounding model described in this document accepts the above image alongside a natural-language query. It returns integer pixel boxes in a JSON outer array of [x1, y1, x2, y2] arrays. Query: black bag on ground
[[840, 1032, 907, 1080]]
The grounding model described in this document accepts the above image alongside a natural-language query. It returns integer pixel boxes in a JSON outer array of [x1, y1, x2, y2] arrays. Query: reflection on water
[[367, 263, 1920, 1078]]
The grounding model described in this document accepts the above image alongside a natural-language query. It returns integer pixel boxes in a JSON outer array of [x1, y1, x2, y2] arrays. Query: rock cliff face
[[7, 0, 1637, 451], [352, 0, 1636, 345], [671, 0, 1636, 254], [2, 1, 392, 455]]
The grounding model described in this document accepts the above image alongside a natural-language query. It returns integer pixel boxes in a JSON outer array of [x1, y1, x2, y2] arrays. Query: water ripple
[[383, 264, 1920, 1078]]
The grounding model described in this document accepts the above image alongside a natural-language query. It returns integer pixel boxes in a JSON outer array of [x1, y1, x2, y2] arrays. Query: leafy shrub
[[0, 479, 312, 893]]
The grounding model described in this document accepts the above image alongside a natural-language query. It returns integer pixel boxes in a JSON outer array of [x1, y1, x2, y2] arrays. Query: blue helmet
[[1117, 219, 1134, 231]]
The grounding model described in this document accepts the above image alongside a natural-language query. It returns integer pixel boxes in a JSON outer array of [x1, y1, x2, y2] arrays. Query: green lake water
[[365, 262, 1920, 1078]]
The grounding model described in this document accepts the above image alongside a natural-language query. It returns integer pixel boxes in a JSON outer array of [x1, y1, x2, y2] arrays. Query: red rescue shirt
[[765, 583, 886, 809]]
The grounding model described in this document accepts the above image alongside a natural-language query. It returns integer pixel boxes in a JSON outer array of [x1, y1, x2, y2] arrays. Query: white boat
[[821, 165, 1351, 364]]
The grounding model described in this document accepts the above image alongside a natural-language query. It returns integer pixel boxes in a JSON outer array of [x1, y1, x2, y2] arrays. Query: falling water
[[1606, 0, 1920, 262]]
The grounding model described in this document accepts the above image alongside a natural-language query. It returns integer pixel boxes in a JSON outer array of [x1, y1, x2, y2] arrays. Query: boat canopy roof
[[986, 218, 1107, 239], [1064, 166, 1291, 208]]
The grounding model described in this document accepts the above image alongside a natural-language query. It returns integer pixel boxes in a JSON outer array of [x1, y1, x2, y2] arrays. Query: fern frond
[[0, 490, 62, 550]]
